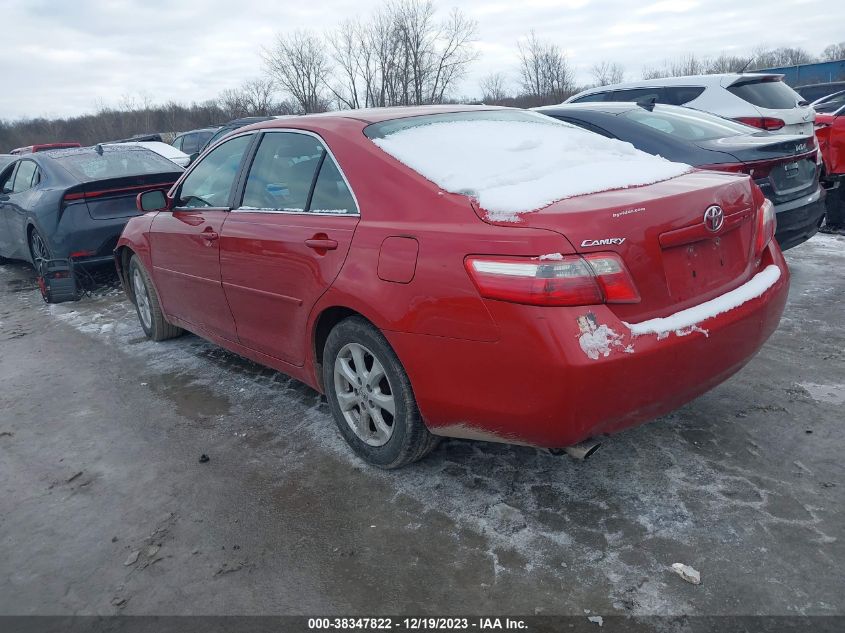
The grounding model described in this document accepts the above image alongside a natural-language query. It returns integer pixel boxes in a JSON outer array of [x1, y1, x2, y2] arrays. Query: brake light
[[465, 253, 639, 306], [755, 198, 776, 256], [734, 117, 786, 131]]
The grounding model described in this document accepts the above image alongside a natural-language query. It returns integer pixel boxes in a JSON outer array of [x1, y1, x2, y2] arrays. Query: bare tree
[[263, 30, 332, 113], [822, 42, 845, 62], [705, 53, 752, 74], [479, 72, 510, 103], [590, 60, 624, 86], [323, 1, 476, 109], [750, 45, 815, 69], [240, 78, 278, 115], [517, 30, 573, 105]]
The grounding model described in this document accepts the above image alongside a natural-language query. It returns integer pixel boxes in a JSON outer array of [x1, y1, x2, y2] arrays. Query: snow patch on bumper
[[624, 265, 782, 339]]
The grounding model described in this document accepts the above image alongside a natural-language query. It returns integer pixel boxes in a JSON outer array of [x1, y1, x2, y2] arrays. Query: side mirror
[[188, 152, 199, 165], [136, 189, 168, 213]]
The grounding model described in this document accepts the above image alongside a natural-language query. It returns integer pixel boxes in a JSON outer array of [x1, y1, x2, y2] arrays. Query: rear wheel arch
[[115, 245, 137, 303], [313, 306, 369, 388]]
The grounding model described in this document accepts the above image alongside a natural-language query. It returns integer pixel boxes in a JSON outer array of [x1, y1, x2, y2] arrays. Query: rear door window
[[663, 86, 705, 105], [728, 79, 802, 109], [240, 132, 325, 212], [609, 88, 664, 103], [11, 160, 37, 193], [171, 136, 184, 152], [177, 135, 252, 208]]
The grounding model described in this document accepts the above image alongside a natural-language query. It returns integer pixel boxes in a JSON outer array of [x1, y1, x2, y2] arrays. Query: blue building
[[756, 59, 845, 86]]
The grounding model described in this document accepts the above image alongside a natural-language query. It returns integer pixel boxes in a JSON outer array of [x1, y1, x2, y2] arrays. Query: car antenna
[[636, 96, 657, 111], [739, 57, 754, 74]]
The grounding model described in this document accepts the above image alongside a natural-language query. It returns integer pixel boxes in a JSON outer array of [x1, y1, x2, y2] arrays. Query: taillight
[[465, 253, 639, 307], [755, 198, 776, 256], [734, 117, 786, 131]]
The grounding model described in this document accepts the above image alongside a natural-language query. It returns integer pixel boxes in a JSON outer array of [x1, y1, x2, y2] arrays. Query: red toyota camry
[[116, 106, 789, 468]]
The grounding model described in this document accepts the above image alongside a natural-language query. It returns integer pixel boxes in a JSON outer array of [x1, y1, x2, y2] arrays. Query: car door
[[2, 160, 40, 260], [220, 130, 360, 366], [0, 161, 17, 257], [149, 133, 254, 341]]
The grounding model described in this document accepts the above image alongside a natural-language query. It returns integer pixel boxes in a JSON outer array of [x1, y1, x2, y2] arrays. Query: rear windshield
[[622, 107, 753, 141], [364, 109, 553, 139], [728, 79, 802, 109], [50, 146, 181, 181]]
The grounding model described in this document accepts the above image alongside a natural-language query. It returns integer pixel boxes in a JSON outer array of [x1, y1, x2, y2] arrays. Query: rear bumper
[[773, 185, 826, 251], [387, 242, 790, 448], [50, 212, 133, 264]]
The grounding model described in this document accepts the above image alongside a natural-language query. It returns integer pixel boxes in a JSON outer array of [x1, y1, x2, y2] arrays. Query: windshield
[[622, 107, 754, 141], [50, 146, 182, 181]]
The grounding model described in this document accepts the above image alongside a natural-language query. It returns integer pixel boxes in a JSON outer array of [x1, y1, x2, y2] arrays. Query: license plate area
[[662, 233, 748, 302]]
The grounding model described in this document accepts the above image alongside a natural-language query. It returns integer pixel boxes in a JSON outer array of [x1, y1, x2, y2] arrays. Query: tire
[[322, 316, 438, 468], [28, 228, 50, 268], [128, 255, 183, 341]]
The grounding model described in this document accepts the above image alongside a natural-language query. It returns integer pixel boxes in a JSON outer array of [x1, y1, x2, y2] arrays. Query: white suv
[[566, 73, 814, 136]]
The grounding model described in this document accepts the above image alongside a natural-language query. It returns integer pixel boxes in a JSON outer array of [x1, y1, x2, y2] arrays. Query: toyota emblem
[[704, 205, 724, 232]]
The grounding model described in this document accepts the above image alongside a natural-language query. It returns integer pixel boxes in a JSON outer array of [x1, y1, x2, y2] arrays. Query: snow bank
[[371, 119, 691, 219], [625, 265, 782, 337]]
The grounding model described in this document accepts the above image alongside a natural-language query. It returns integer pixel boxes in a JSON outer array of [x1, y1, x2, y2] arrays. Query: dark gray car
[[0, 145, 182, 267], [537, 102, 826, 250]]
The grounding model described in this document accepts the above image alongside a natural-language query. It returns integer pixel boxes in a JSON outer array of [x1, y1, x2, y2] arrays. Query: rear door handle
[[202, 230, 219, 241], [305, 238, 338, 251]]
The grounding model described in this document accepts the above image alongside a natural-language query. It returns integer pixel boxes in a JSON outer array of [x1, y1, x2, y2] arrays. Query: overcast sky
[[1, 0, 842, 120]]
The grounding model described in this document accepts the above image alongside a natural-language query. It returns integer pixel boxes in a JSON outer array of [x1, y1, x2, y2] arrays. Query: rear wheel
[[128, 255, 183, 341], [28, 228, 50, 267], [322, 316, 438, 468]]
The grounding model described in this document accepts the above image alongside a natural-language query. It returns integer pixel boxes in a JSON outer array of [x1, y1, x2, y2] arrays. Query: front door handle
[[202, 229, 219, 241], [305, 238, 338, 251]]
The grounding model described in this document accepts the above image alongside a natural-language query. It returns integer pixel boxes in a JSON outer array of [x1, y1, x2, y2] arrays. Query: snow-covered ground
[[1, 233, 842, 616]]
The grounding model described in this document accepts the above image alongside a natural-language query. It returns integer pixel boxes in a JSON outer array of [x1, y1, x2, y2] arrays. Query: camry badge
[[581, 238, 626, 247], [704, 205, 724, 232]]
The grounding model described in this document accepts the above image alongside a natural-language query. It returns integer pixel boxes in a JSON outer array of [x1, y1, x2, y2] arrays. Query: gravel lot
[[0, 234, 843, 616]]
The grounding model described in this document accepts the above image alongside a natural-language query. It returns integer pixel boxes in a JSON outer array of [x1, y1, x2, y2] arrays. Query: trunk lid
[[696, 133, 818, 202], [477, 171, 758, 322], [63, 174, 178, 220]]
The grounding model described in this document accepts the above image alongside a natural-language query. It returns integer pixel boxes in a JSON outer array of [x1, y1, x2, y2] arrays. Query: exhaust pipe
[[549, 438, 602, 460]]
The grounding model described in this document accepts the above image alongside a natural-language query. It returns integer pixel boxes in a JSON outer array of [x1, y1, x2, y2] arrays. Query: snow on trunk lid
[[369, 113, 690, 221]]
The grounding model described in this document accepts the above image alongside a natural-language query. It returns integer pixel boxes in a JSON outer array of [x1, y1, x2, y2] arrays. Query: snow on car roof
[[370, 113, 691, 220]]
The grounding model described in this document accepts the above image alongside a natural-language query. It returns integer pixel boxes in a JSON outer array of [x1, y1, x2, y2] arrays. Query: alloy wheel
[[30, 231, 49, 264], [333, 342, 396, 447]]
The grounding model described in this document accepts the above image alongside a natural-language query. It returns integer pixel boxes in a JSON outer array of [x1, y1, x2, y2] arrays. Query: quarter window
[[12, 160, 38, 193], [663, 86, 705, 105], [177, 135, 252, 208], [572, 92, 608, 103], [309, 155, 358, 214]]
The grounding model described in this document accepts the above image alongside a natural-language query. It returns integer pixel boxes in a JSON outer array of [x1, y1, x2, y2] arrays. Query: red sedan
[[115, 106, 789, 468]]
